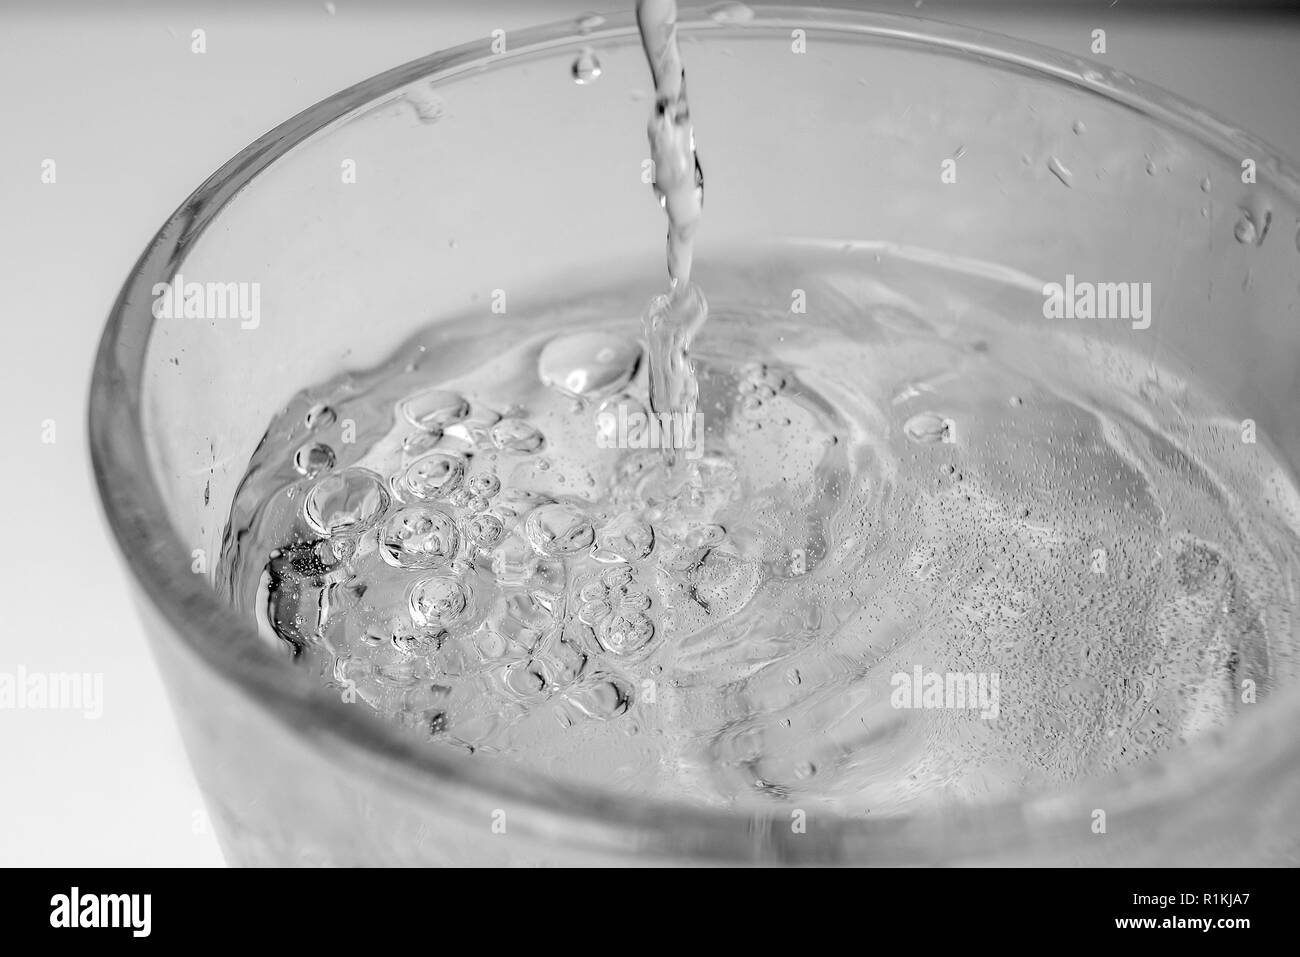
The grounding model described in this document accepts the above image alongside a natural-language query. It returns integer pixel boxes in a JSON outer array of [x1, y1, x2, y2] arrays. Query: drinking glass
[[90, 6, 1300, 865]]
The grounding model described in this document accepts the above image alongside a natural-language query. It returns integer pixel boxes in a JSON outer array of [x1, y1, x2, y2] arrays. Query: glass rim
[[89, 4, 1300, 862]]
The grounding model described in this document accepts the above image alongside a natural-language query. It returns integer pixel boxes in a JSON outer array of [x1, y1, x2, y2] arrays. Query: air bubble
[[538, 331, 642, 399], [562, 675, 633, 720], [597, 612, 656, 656], [448, 488, 487, 512], [504, 659, 552, 699], [401, 430, 443, 461], [467, 473, 501, 498], [464, 512, 506, 548], [379, 506, 460, 569], [409, 575, 469, 628], [400, 452, 466, 500], [303, 468, 388, 537], [525, 503, 595, 556], [400, 389, 470, 431], [596, 513, 656, 562], [294, 442, 335, 477], [491, 418, 545, 453], [305, 404, 336, 429], [903, 412, 952, 444], [392, 629, 440, 657]]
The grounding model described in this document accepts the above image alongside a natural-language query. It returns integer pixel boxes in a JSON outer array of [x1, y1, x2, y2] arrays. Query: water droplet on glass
[[405, 85, 445, 124], [304, 468, 388, 537], [1047, 156, 1073, 188], [572, 48, 602, 84], [1233, 208, 1271, 246]]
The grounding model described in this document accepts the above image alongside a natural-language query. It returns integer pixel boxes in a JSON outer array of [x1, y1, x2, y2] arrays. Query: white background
[[0, 0, 1297, 866]]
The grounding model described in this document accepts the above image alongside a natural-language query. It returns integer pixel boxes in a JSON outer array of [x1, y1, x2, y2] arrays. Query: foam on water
[[218, 244, 1300, 813]]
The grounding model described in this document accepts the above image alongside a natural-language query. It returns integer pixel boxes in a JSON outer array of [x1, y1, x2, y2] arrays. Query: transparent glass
[[90, 7, 1300, 865]]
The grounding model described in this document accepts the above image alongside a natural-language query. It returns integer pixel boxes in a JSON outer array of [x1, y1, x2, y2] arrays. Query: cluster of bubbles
[[286, 393, 653, 736], [252, 324, 804, 755]]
